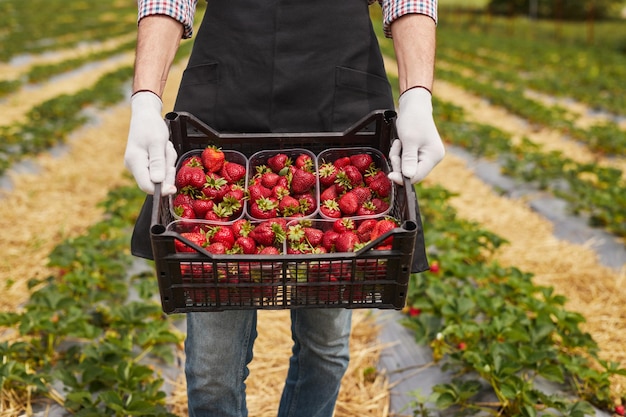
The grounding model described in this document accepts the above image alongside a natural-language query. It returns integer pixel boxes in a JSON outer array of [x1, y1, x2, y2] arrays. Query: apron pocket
[[174, 62, 219, 124], [332, 66, 393, 132]]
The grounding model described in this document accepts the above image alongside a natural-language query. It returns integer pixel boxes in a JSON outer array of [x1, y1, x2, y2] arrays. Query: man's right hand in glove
[[124, 91, 177, 195]]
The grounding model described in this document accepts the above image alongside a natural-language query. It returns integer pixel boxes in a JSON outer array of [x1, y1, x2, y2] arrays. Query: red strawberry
[[371, 198, 390, 214], [294, 192, 316, 215], [320, 199, 341, 218], [249, 220, 286, 247], [295, 153, 314, 171], [233, 236, 257, 254], [175, 162, 206, 191], [232, 218, 254, 237], [333, 218, 355, 234], [261, 171, 281, 188], [174, 203, 196, 220], [201, 145, 225, 173], [291, 168, 316, 194], [335, 231, 360, 252], [333, 156, 351, 168], [248, 183, 272, 202], [191, 196, 214, 218], [352, 186, 372, 205], [303, 227, 324, 247], [320, 184, 339, 202], [207, 225, 235, 249], [356, 219, 378, 242], [338, 191, 359, 215], [349, 153, 374, 174], [174, 231, 207, 253], [220, 161, 246, 183], [172, 193, 193, 207], [267, 153, 291, 173], [371, 218, 398, 246], [202, 173, 229, 202], [335, 165, 363, 192], [318, 162, 338, 187], [249, 197, 279, 219], [364, 168, 387, 186], [258, 246, 281, 255], [369, 176, 392, 198], [355, 201, 377, 217], [206, 242, 228, 254], [279, 195, 301, 216], [322, 230, 340, 252]]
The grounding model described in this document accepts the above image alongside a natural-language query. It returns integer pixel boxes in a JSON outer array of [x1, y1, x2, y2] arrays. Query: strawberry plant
[[401, 184, 626, 416], [0, 184, 182, 416]]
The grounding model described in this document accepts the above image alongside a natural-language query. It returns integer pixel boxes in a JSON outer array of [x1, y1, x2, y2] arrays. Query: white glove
[[388, 87, 445, 185], [124, 91, 177, 195]]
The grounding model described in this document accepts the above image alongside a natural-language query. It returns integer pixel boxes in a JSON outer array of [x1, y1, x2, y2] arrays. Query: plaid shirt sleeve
[[137, 0, 198, 39], [371, 0, 438, 38]]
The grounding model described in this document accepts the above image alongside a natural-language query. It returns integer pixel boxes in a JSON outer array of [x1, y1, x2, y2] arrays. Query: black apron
[[131, 0, 429, 272]]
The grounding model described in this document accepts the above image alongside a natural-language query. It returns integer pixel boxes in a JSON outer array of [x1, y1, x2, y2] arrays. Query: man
[[125, 1, 444, 416]]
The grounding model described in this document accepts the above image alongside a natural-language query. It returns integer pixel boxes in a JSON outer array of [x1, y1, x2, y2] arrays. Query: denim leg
[[278, 308, 352, 417], [185, 310, 258, 417]]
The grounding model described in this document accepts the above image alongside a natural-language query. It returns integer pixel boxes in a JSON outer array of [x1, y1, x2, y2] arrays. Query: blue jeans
[[185, 309, 352, 417]]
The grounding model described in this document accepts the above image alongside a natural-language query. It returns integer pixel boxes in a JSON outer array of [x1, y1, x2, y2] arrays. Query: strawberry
[[249, 196, 279, 219], [333, 156, 351, 168], [261, 171, 281, 188], [206, 242, 228, 254], [287, 224, 306, 244], [349, 153, 374, 174], [172, 193, 193, 207], [233, 236, 257, 254], [279, 195, 301, 216], [247, 182, 272, 202], [294, 192, 316, 215], [249, 220, 286, 247], [320, 199, 341, 218], [174, 203, 196, 220], [202, 173, 229, 202], [232, 218, 254, 237], [295, 153, 314, 171], [207, 225, 235, 249], [267, 153, 291, 173], [338, 191, 359, 215], [356, 219, 377, 242], [320, 184, 339, 202], [369, 176, 392, 198], [352, 186, 372, 205], [201, 145, 225, 173], [364, 168, 387, 186], [258, 246, 281, 255], [355, 201, 377, 217], [335, 231, 360, 252], [371, 218, 398, 246], [220, 160, 246, 183], [191, 196, 214, 218], [174, 231, 207, 253], [318, 162, 338, 187], [291, 168, 316, 194], [335, 165, 362, 192], [303, 227, 324, 247], [175, 161, 206, 191], [371, 197, 390, 214], [321, 230, 340, 252], [615, 405, 625, 416], [333, 218, 355, 234]]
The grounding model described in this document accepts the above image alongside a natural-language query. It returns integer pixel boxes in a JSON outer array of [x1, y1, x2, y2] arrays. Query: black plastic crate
[[150, 110, 420, 313]]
